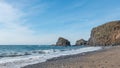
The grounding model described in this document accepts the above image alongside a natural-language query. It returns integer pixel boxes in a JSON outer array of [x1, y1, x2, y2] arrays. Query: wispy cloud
[[67, 0, 88, 10], [0, 0, 120, 45], [0, 0, 38, 44], [0, 0, 59, 45]]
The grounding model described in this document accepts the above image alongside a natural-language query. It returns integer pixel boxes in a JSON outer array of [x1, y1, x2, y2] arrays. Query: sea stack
[[75, 39, 87, 46], [56, 37, 71, 46], [88, 20, 120, 46]]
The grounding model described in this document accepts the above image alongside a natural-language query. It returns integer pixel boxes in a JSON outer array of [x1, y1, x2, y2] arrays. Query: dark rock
[[88, 20, 120, 46], [75, 39, 87, 45], [56, 37, 71, 46], [51, 44, 56, 46]]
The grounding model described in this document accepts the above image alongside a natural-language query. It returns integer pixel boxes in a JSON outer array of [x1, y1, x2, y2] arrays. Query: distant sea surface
[[0, 45, 101, 68], [0, 45, 86, 58]]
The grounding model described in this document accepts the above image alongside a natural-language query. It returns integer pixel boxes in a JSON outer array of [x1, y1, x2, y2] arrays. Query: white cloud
[[1, 0, 120, 45], [0, 0, 61, 45], [0, 0, 48, 45]]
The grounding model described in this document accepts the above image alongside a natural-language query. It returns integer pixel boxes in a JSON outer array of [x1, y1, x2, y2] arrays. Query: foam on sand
[[0, 47, 102, 68]]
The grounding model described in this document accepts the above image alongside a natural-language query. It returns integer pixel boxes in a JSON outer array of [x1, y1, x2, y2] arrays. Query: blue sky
[[0, 0, 120, 45]]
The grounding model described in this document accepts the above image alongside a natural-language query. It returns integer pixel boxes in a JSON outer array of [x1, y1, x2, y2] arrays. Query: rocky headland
[[55, 20, 120, 46], [88, 20, 120, 46]]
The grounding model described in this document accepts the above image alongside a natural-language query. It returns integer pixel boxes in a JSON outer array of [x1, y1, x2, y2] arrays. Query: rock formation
[[88, 20, 120, 46], [75, 39, 87, 45], [56, 37, 71, 46]]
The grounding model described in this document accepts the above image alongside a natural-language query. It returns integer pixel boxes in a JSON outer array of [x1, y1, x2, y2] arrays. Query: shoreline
[[22, 46, 114, 68], [0, 46, 102, 68]]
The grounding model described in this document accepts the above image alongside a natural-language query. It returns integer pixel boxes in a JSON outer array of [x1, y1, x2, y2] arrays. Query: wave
[[0, 49, 67, 58], [0, 47, 102, 68]]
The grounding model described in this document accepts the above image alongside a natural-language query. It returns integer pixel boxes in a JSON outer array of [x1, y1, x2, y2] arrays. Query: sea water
[[0, 45, 101, 68]]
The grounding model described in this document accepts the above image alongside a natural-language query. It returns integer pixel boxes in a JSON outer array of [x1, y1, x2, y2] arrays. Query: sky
[[0, 0, 120, 45]]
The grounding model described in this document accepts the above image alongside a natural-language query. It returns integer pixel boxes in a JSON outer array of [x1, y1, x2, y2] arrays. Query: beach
[[22, 46, 120, 68], [0, 46, 101, 68]]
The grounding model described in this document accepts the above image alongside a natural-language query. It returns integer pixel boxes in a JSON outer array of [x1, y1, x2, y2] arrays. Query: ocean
[[0, 45, 101, 68]]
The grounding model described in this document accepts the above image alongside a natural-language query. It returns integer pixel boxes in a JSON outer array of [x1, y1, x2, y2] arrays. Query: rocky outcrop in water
[[88, 20, 120, 46], [75, 39, 87, 45], [56, 37, 71, 46]]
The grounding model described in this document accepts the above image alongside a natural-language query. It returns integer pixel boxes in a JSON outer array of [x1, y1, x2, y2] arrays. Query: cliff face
[[56, 37, 71, 46], [88, 21, 120, 46]]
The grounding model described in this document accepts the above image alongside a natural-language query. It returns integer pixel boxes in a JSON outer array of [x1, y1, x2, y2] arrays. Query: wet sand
[[22, 46, 120, 68]]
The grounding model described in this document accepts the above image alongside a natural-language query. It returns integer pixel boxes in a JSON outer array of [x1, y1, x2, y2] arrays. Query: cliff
[[88, 20, 120, 46]]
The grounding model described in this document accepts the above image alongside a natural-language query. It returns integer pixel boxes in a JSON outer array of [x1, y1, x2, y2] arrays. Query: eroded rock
[[88, 20, 120, 46], [56, 37, 71, 46], [75, 39, 87, 45]]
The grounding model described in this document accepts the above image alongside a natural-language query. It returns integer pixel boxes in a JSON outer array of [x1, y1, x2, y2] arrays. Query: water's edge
[[21, 47, 102, 68], [0, 46, 102, 68], [22, 46, 113, 68]]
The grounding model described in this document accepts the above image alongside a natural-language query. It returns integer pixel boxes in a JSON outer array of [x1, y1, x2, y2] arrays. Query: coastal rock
[[56, 37, 71, 46], [75, 39, 87, 45], [88, 20, 120, 46]]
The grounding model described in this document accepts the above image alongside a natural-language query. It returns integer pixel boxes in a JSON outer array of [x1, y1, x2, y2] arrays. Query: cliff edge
[[88, 20, 120, 46]]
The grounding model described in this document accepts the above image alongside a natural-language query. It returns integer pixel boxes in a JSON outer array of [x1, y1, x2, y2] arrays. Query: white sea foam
[[0, 47, 102, 68]]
